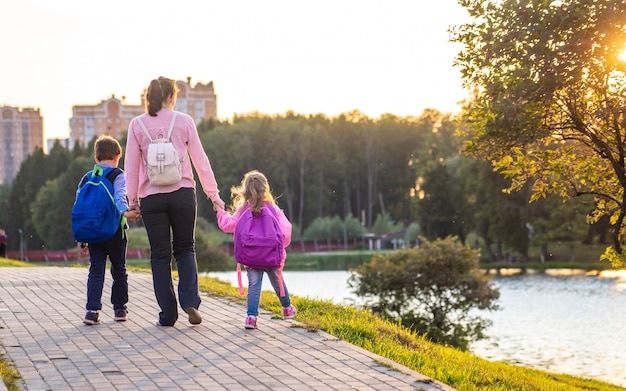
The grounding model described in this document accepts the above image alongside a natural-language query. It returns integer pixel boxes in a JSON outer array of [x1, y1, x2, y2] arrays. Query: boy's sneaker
[[83, 311, 100, 325], [114, 308, 127, 322], [283, 305, 297, 319], [245, 315, 257, 329]]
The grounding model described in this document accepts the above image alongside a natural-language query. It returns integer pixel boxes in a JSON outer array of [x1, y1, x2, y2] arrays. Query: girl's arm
[[275, 206, 292, 248], [217, 209, 240, 233]]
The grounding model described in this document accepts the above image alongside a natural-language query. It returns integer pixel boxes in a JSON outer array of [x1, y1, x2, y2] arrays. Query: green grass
[[199, 274, 625, 390], [0, 259, 36, 268], [1, 255, 624, 390], [0, 349, 21, 391]]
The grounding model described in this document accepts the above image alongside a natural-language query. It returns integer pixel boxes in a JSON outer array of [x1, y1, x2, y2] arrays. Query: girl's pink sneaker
[[245, 315, 257, 329], [282, 305, 297, 319]]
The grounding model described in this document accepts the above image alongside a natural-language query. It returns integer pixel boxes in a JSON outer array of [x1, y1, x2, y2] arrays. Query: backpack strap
[[263, 203, 285, 296], [237, 263, 245, 296], [81, 165, 113, 186], [105, 167, 123, 183], [236, 204, 252, 296], [135, 117, 153, 142], [165, 112, 177, 140], [136, 112, 177, 141]]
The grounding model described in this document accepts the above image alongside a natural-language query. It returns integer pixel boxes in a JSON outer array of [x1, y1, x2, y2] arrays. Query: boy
[[75, 135, 140, 325]]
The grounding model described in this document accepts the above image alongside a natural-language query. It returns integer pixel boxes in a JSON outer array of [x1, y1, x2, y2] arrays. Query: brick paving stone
[[0, 267, 455, 390]]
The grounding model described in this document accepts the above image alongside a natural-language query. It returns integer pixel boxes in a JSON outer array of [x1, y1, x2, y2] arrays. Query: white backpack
[[136, 113, 183, 186]]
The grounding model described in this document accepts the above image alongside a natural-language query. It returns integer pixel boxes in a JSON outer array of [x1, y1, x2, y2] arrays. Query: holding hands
[[213, 198, 225, 211], [77, 205, 141, 254], [124, 205, 141, 221], [77, 242, 89, 255]]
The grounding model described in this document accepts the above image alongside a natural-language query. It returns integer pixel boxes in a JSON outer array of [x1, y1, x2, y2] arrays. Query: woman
[[125, 76, 225, 327]]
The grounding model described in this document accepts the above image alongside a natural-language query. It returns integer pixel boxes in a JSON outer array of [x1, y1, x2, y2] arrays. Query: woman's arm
[[124, 120, 141, 208]]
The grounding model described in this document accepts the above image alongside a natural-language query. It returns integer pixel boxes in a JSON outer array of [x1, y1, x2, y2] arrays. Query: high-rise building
[[172, 78, 217, 124], [0, 106, 44, 184], [70, 78, 217, 146], [70, 95, 143, 146]]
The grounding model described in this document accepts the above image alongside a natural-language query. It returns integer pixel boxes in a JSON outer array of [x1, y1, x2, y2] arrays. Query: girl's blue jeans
[[246, 267, 291, 317]]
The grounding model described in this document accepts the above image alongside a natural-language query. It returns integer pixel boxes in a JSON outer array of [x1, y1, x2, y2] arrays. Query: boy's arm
[[112, 173, 141, 221], [112, 173, 130, 215]]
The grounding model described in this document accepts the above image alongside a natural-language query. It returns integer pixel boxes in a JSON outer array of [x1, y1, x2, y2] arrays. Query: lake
[[205, 269, 626, 387]]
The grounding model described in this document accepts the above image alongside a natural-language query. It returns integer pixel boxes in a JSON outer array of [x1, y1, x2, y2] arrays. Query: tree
[[344, 214, 366, 236], [31, 177, 72, 250], [31, 157, 93, 250], [526, 194, 590, 262], [375, 114, 426, 222], [404, 222, 421, 247], [451, 0, 626, 265], [414, 163, 467, 242], [303, 217, 332, 251], [0, 182, 10, 232], [370, 213, 395, 236], [7, 148, 49, 251], [349, 236, 499, 350], [460, 158, 531, 261]]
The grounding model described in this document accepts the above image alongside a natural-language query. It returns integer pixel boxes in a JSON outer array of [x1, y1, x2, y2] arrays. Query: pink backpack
[[234, 203, 286, 296]]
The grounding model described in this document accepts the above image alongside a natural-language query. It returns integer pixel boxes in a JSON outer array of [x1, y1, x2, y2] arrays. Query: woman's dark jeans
[[140, 187, 201, 326]]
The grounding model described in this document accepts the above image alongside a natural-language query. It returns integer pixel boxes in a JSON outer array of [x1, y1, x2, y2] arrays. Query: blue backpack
[[234, 203, 285, 296], [71, 165, 124, 244]]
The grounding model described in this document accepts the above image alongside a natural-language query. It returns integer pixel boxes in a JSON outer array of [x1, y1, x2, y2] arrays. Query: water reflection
[[470, 271, 626, 387], [205, 269, 626, 387]]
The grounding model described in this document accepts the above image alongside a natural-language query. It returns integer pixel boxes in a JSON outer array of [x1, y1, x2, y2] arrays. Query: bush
[[195, 230, 232, 272], [349, 236, 500, 350], [127, 227, 150, 252]]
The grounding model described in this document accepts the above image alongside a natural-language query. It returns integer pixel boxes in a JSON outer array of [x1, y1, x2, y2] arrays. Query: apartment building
[[70, 95, 144, 146], [70, 78, 217, 146], [173, 78, 217, 123], [0, 106, 44, 184]]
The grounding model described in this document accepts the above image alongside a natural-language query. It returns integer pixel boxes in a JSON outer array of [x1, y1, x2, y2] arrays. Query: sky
[[1, 0, 471, 141]]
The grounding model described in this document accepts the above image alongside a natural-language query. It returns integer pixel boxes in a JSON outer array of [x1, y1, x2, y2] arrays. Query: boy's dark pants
[[86, 227, 128, 311], [140, 188, 201, 326]]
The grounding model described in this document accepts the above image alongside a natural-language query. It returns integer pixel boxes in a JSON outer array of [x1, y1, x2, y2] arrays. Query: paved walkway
[[0, 267, 455, 391]]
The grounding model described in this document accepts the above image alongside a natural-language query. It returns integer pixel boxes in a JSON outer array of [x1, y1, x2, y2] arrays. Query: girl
[[216, 170, 296, 329]]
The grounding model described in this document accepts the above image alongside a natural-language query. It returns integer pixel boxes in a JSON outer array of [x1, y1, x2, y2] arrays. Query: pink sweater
[[125, 109, 221, 206], [217, 203, 292, 259]]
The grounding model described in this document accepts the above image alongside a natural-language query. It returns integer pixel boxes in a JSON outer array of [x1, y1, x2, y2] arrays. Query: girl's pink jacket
[[124, 108, 221, 207], [217, 203, 292, 260]]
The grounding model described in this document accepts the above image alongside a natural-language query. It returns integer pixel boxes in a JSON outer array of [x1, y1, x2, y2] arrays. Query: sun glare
[[599, 269, 626, 282], [619, 48, 626, 62]]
